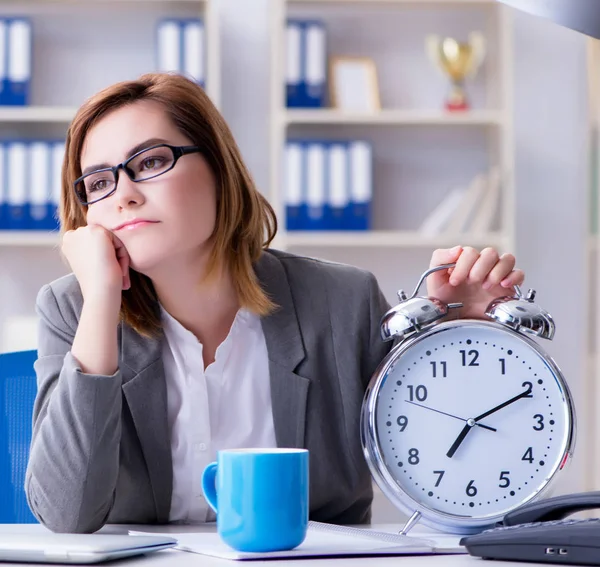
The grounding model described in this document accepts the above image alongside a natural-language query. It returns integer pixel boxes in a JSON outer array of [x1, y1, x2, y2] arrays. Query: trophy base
[[445, 100, 469, 112]]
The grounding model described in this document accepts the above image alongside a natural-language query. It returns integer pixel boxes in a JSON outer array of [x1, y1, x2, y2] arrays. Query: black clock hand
[[446, 387, 531, 459], [473, 388, 531, 422], [446, 422, 473, 458], [405, 400, 496, 432]]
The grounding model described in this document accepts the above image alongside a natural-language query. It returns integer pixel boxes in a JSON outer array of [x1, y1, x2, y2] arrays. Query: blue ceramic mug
[[201, 448, 309, 552]]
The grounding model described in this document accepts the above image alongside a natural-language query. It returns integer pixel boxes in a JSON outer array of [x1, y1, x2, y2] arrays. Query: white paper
[[130, 522, 465, 561]]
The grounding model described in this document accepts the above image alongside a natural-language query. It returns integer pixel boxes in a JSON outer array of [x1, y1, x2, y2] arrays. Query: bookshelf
[[285, 229, 504, 248], [269, 0, 515, 303], [284, 108, 504, 125], [585, 37, 600, 491], [0, 0, 219, 351]]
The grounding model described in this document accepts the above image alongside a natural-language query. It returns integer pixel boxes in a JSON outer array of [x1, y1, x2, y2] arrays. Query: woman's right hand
[[61, 225, 131, 307]]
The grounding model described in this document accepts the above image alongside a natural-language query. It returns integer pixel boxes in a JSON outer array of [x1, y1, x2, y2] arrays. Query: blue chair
[[0, 350, 38, 523]]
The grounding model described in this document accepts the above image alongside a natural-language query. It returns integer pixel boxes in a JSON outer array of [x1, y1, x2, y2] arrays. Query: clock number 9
[[397, 415, 408, 432]]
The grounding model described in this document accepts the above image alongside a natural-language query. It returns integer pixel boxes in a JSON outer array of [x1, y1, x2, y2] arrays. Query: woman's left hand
[[426, 246, 525, 320]]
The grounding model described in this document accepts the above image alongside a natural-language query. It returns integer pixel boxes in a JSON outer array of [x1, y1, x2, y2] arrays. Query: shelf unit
[[585, 37, 600, 491], [0, 0, 219, 351], [283, 108, 504, 125], [285, 230, 504, 248], [269, 0, 514, 302]]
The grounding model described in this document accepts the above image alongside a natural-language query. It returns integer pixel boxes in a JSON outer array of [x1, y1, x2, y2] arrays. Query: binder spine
[[327, 142, 348, 231], [0, 143, 5, 230], [6, 18, 31, 106], [7, 141, 28, 230], [305, 142, 326, 230], [156, 19, 181, 74], [284, 141, 303, 231], [0, 20, 7, 107], [51, 141, 65, 230], [348, 141, 372, 231], [286, 21, 302, 108], [182, 19, 205, 88], [303, 21, 326, 108], [28, 141, 51, 230]]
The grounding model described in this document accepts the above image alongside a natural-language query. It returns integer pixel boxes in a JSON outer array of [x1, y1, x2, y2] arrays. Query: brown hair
[[61, 72, 278, 337]]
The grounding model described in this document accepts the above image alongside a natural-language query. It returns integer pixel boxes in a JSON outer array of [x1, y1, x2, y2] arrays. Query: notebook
[[130, 521, 466, 560], [0, 533, 177, 564]]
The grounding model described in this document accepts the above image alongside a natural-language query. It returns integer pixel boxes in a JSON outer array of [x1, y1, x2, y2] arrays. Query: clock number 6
[[466, 480, 477, 497]]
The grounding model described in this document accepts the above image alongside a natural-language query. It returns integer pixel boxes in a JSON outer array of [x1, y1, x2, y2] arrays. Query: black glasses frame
[[74, 143, 201, 205]]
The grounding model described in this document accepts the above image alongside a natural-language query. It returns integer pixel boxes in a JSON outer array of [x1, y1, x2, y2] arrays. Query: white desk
[[0, 523, 574, 567]]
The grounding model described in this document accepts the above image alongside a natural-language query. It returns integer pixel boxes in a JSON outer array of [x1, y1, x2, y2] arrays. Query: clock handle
[[410, 262, 460, 300]]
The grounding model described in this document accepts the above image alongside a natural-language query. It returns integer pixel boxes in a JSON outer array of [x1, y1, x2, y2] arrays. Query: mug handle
[[201, 461, 218, 512]]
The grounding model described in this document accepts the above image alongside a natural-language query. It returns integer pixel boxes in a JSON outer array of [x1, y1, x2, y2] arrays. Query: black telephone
[[460, 492, 600, 565]]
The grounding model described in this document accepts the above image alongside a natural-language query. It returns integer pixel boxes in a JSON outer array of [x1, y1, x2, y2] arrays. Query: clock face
[[369, 321, 573, 527]]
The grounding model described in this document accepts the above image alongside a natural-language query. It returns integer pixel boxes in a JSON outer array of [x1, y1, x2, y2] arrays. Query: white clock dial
[[371, 321, 573, 525]]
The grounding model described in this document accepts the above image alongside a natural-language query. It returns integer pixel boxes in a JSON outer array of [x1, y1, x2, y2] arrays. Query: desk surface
[[0, 523, 576, 567]]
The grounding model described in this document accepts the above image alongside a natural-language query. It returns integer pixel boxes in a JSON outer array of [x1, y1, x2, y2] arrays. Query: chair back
[[0, 350, 38, 523]]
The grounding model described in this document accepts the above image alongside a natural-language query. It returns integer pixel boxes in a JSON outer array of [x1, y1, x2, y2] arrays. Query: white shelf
[[0, 107, 77, 123], [284, 109, 505, 126], [0, 231, 60, 247], [288, 0, 493, 4], [11, 0, 205, 4], [284, 231, 505, 248]]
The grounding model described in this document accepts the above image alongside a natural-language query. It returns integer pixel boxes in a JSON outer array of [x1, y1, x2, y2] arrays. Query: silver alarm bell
[[380, 263, 463, 342], [486, 285, 555, 340]]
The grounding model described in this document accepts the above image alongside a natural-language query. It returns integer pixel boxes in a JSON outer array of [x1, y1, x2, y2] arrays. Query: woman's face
[[81, 99, 218, 275]]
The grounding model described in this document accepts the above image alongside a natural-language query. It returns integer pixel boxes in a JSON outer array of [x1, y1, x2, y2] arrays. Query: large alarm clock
[[361, 263, 576, 535]]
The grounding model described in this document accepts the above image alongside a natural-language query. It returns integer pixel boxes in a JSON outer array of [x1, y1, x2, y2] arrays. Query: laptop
[[0, 533, 177, 564]]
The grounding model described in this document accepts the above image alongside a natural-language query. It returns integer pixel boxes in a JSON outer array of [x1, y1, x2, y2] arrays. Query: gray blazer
[[25, 249, 393, 533]]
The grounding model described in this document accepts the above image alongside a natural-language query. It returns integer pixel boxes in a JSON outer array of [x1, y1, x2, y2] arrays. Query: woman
[[25, 72, 524, 533]]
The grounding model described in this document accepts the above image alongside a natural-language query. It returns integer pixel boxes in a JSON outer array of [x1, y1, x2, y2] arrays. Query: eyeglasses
[[74, 143, 202, 205]]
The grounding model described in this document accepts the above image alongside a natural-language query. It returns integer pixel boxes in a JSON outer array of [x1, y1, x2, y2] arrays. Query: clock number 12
[[460, 350, 479, 367]]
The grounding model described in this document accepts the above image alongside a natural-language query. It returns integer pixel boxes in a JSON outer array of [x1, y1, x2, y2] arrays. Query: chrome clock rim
[[360, 319, 576, 535]]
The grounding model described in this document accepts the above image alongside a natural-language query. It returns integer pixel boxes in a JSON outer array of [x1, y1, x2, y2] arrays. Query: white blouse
[[160, 305, 277, 523]]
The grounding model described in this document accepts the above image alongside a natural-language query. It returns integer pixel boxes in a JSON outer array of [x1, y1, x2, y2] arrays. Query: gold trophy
[[426, 32, 486, 111]]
